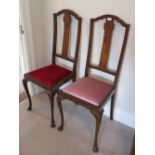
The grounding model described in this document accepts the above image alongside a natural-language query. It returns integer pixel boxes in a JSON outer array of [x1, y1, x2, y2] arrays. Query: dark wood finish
[[85, 15, 130, 87], [57, 95, 64, 131], [57, 14, 130, 152], [23, 9, 82, 127], [47, 92, 56, 127], [110, 94, 115, 120], [91, 108, 103, 152]]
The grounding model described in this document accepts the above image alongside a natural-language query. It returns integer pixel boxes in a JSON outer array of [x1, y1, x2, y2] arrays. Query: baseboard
[[113, 109, 135, 128], [19, 92, 27, 103], [103, 103, 135, 128]]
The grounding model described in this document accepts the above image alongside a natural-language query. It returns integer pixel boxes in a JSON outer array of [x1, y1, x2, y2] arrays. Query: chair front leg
[[47, 92, 56, 128], [110, 94, 115, 120], [91, 109, 103, 152], [57, 95, 64, 131], [22, 79, 32, 111]]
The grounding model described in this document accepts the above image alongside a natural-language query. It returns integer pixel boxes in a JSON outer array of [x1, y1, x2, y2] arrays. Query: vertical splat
[[62, 12, 72, 58], [99, 19, 114, 70]]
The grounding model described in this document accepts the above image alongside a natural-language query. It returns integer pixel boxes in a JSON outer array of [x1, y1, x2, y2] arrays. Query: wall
[[28, 0, 135, 128], [20, 0, 38, 95]]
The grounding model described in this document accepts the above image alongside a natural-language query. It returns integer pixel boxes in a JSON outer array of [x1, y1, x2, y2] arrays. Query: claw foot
[[93, 145, 99, 152], [58, 126, 63, 131]]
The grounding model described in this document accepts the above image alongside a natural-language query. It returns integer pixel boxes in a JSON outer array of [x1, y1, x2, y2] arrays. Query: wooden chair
[[57, 14, 130, 152], [23, 9, 82, 128]]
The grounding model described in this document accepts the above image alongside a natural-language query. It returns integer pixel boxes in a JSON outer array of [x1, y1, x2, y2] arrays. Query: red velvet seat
[[63, 77, 113, 106], [25, 64, 72, 88]]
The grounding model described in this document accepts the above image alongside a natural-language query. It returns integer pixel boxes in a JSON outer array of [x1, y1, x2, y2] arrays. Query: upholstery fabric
[[26, 64, 72, 88], [62, 77, 114, 106]]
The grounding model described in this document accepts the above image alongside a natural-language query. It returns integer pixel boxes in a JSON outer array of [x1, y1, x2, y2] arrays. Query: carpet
[[19, 92, 134, 155]]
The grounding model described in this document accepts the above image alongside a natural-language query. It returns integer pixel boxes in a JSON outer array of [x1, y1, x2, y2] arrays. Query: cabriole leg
[[92, 109, 103, 152], [22, 79, 32, 111], [47, 93, 56, 128], [110, 94, 115, 120]]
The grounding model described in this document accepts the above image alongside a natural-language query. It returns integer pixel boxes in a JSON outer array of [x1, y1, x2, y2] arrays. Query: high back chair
[[57, 14, 130, 152], [23, 9, 82, 128]]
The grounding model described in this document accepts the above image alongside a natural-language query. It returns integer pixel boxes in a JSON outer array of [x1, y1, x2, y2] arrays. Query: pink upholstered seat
[[62, 77, 114, 106], [25, 64, 72, 88]]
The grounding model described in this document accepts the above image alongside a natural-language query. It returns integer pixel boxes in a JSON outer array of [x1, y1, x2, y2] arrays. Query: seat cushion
[[62, 77, 114, 106], [25, 64, 72, 88]]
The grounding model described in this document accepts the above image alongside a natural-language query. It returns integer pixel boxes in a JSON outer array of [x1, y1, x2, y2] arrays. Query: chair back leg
[[47, 92, 56, 128], [110, 94, 115, 120], [57, 95, 64, 131]]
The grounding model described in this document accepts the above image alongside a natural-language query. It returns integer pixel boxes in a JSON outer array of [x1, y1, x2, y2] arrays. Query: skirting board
[[103, 103, 135, 128]]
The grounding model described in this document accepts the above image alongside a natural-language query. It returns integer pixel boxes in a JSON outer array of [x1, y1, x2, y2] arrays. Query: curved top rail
[[91, 14, 129, 27], [54, 9, 81, 20]]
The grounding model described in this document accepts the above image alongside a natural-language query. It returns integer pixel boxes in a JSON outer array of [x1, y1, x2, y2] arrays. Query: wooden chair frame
[[23, 9, 82, 127], [57, 14, 130, 152]]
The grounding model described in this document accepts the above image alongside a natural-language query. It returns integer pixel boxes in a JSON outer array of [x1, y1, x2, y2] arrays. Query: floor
[[19, 92, 134, 155]]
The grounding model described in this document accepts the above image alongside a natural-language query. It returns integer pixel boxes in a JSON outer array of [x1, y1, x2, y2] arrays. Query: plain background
[[0, 0, 155, 155]]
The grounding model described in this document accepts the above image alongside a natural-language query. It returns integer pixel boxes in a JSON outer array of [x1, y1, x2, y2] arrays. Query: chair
[[57, 14, 130, 152], [23, 9, 82, 128]]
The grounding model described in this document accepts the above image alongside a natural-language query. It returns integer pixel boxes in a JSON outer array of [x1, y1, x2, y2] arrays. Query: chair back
[[85, 15, 130, 87], [52, 9, 82, 80]]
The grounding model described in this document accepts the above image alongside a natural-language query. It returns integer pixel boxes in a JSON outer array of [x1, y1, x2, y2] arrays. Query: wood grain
[[99, 19, 114, 70], [62, 12, 72, 59]]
